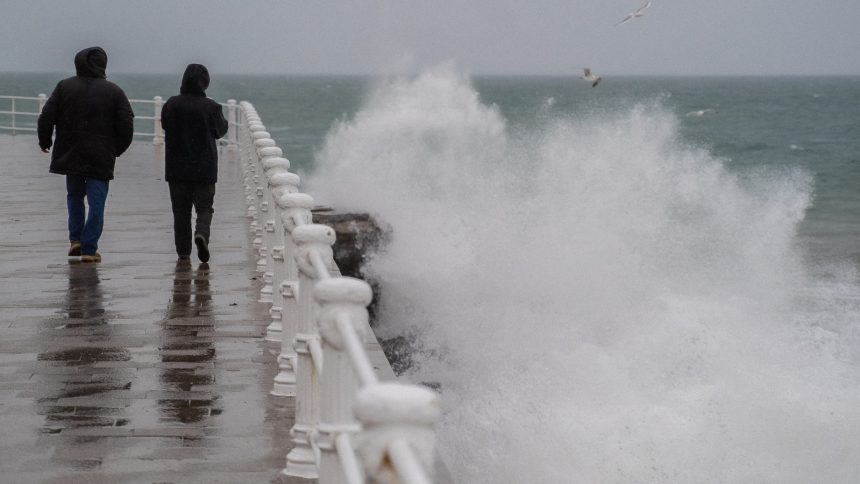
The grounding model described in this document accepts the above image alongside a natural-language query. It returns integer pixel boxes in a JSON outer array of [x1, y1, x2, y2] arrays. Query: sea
[[3, 69, 860, 483]]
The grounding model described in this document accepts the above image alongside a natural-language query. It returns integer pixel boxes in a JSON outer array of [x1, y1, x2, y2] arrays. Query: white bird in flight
[[616, 1, 651, 25], [581, 68, 602, 87], [685, 108, 715, 117]]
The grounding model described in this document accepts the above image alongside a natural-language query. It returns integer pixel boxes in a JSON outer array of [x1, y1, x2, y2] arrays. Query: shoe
[[178, 254, 191, 260], [194, 234, 210, 263], [68, 241, 81, 257], [81, 253, 102, 263]]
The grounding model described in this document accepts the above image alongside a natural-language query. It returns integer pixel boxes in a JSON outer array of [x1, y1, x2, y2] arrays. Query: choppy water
[[4, 69, 860, 483]]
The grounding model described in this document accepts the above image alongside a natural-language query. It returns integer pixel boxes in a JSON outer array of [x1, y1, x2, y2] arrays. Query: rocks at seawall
[[311, 208, 389, 280], [311, 209, 423, 377]]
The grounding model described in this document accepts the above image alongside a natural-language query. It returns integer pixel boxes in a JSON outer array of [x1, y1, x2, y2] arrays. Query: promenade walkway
[[0, 135, 393, 483]]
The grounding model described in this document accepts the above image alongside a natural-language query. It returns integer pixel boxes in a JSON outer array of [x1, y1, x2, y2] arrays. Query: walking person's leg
[[192, 183, 215, 263], [169, 182, 194, 259], [66, 175, 86, 256], [80, 177, 109, 261]]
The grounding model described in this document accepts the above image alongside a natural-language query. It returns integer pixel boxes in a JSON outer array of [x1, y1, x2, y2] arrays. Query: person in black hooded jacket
[[38, 46, 135, 263], [160, 64, 228, 262]]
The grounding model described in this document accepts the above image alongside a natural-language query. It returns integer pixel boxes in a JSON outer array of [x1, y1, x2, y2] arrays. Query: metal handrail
[[0, 110, 39, 116], [0, 95, 42, 100], [0, 94, 238, 145]]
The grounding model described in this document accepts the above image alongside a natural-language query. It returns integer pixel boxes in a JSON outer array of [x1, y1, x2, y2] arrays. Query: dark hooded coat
[[160, 64, 228, 184], [37, 47, 135, 181]]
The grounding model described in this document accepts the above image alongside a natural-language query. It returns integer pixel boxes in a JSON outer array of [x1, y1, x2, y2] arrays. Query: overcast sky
[[1, 0, 858, 76]]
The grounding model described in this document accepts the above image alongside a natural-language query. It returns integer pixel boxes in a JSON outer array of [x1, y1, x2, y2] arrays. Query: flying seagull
[[685, 109, 715, 117], [616, 1, 651, 25], [582, 68, 602, 87]]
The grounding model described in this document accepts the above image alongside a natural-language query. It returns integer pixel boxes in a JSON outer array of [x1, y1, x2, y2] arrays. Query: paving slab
[[0, 134, 400, 483]]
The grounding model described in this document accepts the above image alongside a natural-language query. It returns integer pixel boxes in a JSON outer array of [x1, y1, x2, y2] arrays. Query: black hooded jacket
[[37, 47, 135, 181], [161, 64, 228, 184]]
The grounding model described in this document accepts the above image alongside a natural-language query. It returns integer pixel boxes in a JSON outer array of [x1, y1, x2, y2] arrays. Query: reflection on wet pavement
[[33, 263, 133, 470], [0, 137, 290, 482], [159, 261, 217, 424]]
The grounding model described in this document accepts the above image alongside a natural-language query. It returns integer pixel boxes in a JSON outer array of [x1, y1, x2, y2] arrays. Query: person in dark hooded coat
[[160, 64, 228, 262], [38, 46, 135, 262]]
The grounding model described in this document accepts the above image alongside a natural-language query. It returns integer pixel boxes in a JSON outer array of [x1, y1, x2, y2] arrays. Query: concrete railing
[[235, 100, 440, 484]]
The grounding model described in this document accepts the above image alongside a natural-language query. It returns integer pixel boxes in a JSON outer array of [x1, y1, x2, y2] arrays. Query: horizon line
[[1, 70, 859, 78]]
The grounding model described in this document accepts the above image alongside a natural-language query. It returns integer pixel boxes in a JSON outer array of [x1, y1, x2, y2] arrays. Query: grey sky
[[1, 0, 858, 76]]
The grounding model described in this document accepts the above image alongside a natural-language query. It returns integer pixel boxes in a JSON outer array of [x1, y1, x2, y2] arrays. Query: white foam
[[308, 65, 860, 483]]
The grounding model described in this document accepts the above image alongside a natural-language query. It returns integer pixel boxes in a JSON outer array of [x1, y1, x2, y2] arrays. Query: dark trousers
[[168, 182, 215, 257]]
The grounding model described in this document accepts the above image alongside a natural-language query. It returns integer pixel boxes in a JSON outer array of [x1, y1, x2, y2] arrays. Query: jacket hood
[[74, 47, 107, 79], [180, 64, 210, 96]]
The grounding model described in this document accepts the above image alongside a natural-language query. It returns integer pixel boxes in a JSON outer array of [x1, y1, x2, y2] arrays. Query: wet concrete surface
[[0, 135, 324, 483]]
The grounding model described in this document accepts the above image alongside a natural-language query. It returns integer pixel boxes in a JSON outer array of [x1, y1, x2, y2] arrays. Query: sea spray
[[308, 66, 860, 483]]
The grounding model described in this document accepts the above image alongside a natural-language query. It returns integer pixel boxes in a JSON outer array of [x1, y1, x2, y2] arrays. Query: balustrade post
[[153, 96, 164, 145], [246, 123, 265, 178], [253, 141, 279, 304], [283, 223, 336, 479], [354, 383, 440, 484], [252, 137, 275, 250], [271, 192, 314, 397], [255, 147, 282, 187], [11, 98, 15, 135], [243, 106, 262, 184], [272, 193, 314, 396], [243, 118, 261, 182], [244, 126, 268, 222], [315, 277, 373, 484], [262, 164, 297, 342]]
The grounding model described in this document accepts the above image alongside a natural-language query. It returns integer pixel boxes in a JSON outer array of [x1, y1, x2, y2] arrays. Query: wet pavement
[[0, 135, 379, 483]]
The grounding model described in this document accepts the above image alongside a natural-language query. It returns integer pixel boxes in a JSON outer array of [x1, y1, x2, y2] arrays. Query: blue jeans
[[66, 175, 109, 255]]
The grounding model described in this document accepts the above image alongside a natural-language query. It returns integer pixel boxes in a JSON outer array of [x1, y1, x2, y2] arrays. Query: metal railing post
[[226, 99, 238, 145], [10, 97, 15, 135], [37, 93, 47, 113], [153, 96, 164, 145]]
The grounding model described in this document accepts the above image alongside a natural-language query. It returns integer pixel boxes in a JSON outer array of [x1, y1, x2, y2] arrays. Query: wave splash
[[308, 65, 860, 483]]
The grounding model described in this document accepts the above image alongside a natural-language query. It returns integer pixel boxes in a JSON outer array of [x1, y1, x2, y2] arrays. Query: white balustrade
[[231, 102, 440, 484]]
